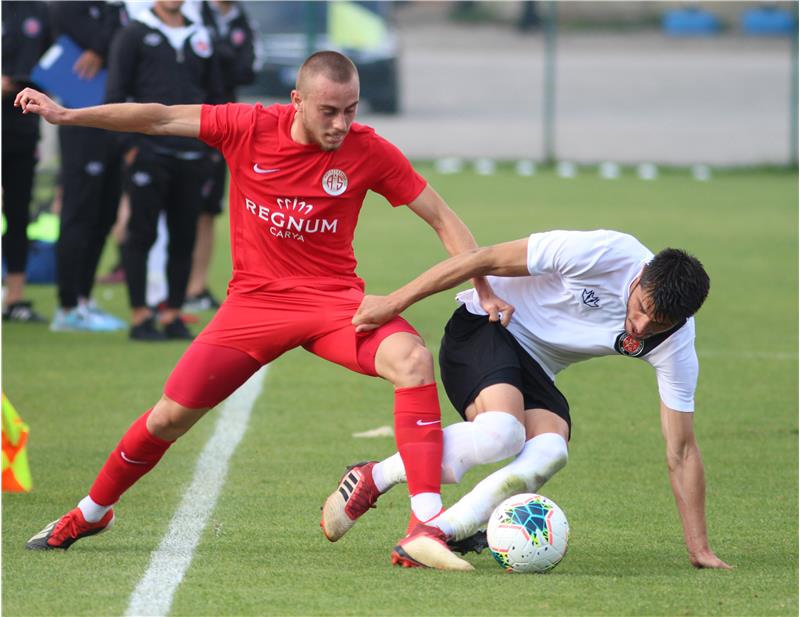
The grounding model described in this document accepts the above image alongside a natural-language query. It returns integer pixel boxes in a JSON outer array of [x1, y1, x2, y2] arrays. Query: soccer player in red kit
[[17, 52, 509, 570]]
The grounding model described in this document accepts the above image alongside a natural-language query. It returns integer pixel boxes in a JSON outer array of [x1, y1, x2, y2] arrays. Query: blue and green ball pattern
[[490, 497, 553, 569]]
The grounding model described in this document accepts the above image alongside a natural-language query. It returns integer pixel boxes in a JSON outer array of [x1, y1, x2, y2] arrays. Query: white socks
[[371, 412, 526, 492], [432, 432, 568, 540], [442, 412, 527, 483], [410, 492, 442, 522], [78, 495, 112, 523]]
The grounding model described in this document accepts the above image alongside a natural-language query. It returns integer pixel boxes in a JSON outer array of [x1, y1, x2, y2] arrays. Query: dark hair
[[639, 248, 710, 323], [296, 51, 358, 90]]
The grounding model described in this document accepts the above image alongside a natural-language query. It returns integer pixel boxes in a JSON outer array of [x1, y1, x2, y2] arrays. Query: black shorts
[[201, 152, 227, 216], [439, 305, 571, 432]]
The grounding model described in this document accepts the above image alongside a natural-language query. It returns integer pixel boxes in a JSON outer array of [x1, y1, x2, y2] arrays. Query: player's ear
[[290, 90, 302, 112]]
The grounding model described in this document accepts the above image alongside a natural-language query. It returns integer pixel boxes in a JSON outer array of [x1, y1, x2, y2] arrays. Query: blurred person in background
[[1, 0, 51, 323], [105, 0, 224, 341], [184, 0, 257, 312], [95, 193, 130, 285], [517, 1, 540, 32], [48, 1, 130, 332]]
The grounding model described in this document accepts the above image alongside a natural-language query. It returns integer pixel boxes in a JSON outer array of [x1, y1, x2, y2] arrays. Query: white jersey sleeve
[[643, 318, 698, 412]]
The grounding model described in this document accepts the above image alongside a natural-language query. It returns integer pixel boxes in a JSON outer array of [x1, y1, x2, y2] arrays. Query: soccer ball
[[486, 493, 569, 573]]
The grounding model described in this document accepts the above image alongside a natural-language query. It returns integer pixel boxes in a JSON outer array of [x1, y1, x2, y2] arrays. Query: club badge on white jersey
[[613, 319, 686, 358], [615, 333, 645, 357]]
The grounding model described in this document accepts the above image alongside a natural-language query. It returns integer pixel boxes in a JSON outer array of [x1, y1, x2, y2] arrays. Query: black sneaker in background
[[129, 316, 167, 341], [163, 317, 194, 340], [183, 289, 221, 313], [2, 301, 46, 323]]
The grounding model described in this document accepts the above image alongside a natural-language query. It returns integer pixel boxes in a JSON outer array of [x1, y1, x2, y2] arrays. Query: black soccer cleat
[[447, 529, 488, 555]]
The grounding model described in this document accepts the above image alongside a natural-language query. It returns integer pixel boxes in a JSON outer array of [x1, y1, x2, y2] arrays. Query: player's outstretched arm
[[406, 185, 516, 323], [14, 87, 201, 137], [660, 402, 732, 569], [353, 239, 529, 332]]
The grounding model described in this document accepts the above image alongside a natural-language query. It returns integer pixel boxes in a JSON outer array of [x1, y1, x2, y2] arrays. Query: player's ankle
[[410, 493, 442, 522], [428, 517, 454, 539], [78, 495, 112, 523]]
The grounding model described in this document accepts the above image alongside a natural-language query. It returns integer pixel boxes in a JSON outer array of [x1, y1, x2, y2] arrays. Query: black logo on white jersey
[[582, 289, 600, 308]]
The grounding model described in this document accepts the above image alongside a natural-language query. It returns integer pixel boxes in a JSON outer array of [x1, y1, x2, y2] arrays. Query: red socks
[[87, 386, 442, 508], [393, 383, 443, 497], [89, 409, 173, 506]]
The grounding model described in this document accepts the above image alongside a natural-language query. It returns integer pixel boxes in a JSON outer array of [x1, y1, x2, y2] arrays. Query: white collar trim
[[136, 8, 199, 51]]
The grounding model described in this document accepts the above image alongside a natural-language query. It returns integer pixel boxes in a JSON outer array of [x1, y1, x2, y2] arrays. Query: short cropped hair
[[296, 51, 358, 91], [640, 248, 710, 323]]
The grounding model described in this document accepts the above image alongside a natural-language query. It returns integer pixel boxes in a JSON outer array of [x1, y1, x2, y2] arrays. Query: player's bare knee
[[386, 342, 435, 387], [148, 396, 208, 441], [402, 343, 435, 386]]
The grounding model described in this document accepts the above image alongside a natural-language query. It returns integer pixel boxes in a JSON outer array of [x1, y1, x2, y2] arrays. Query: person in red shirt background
[[17, 51, 510, 571]]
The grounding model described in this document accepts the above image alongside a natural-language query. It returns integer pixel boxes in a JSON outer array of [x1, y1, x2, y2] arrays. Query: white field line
[[124, 366, 268, 617]]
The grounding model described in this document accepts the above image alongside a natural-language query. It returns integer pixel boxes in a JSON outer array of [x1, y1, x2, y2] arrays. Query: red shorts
[[164, 286, 419, 409]]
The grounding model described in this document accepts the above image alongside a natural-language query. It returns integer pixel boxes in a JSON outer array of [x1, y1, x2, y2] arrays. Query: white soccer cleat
[[391, 524, 474, 571]]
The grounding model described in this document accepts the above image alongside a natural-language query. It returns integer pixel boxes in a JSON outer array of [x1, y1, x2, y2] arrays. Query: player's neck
[[212, 1, 232, 17], [289, 113, 314, 147], [153, 6, 185, 28]]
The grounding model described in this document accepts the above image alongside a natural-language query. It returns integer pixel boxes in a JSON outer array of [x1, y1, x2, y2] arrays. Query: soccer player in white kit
[[324, 229, 730, 570]]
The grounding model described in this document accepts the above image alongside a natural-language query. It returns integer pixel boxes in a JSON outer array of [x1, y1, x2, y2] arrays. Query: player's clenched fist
[[14, 88, 66, 124]]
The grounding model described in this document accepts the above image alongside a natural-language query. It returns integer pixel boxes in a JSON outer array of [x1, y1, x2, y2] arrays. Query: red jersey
[[199, 103, 427, 294]]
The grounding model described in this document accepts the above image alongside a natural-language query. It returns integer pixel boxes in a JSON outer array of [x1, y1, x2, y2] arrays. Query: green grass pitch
[[2, 166, 797, 616]]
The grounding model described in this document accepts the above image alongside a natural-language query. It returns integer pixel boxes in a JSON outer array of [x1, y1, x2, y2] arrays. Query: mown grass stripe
[[698, 349, 797, 360], [124, 366, 268, 617]]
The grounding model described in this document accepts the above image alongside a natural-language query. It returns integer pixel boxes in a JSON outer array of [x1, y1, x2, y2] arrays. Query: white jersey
[[456, 230, 698, 412]]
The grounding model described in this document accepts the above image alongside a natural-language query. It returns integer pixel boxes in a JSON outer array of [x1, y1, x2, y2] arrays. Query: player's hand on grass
[[690, 549, 732, 570], [15, 88, 67, 124], [353, 294, 402, 332]]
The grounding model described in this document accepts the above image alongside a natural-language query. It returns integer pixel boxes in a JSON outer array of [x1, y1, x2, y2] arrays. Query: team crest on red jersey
[[322, 168, 348, 196]]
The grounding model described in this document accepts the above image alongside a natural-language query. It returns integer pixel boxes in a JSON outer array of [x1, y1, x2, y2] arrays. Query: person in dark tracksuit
[[184, 0, 257, 312], [1, 1, 51, 323], [106, 0, 224, 341], [48, 1, 129, 332]]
